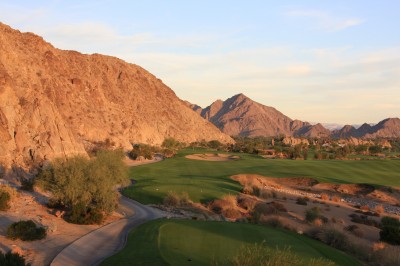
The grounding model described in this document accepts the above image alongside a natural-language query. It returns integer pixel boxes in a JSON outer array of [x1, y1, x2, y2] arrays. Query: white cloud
[[285, 9, 364, 32]]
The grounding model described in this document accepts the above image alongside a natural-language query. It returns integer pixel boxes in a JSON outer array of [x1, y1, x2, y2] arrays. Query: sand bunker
[[185, 153, 240, 161]]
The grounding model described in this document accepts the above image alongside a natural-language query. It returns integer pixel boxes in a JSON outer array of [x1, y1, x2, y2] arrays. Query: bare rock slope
[[0, 23, 232, 167], [194, 93, 329, 138]]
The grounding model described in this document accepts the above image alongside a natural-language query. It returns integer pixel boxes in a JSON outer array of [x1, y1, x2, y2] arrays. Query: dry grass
[[332, 195, 340, 202], [321, 193, 329, 201], [375, 205, 385, 214]]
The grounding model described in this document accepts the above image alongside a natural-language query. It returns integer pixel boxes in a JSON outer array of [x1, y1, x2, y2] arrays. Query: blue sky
[[0, 0, 399, 124]]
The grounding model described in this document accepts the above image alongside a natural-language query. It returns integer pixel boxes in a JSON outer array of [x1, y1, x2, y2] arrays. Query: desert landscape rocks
[[0, 22, 233, 168]]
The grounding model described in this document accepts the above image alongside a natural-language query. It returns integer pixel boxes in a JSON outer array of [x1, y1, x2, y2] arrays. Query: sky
[[0, 0, 399, 124]]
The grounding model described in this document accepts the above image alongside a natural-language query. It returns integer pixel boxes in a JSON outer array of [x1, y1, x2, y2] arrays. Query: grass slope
[[124, 148, 400, 204], [101, 219, 360, 266]]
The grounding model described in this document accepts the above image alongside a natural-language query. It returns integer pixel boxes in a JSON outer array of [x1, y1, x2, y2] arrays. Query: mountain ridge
[[187, 93, 400, 139], [0, 22, 233, 167]]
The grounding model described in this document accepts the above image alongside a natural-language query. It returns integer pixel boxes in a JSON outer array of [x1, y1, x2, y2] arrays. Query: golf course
[[123, 148, 400, 204], [101, 219, 360, 266]]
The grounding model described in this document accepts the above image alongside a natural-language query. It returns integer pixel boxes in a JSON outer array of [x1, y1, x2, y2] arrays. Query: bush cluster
[[296, 197, 308, 205], [349, 213, 380, 227], [37, 150, 129, 224], [163, 192, 191, 207], [0, 189, 11, 211], [380, 216, 400, 245], [0, 251, 29, 266], [6, 220, 46, 241]]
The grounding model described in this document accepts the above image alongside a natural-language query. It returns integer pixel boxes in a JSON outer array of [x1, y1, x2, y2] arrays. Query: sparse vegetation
[[37, 149, 129, 224], [6, 220, 46, 241]]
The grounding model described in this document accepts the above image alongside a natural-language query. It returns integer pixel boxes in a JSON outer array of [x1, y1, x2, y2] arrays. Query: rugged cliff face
[[0, 23, 232, 167]]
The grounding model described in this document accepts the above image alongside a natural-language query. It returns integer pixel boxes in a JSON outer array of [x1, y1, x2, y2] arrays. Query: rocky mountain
[[189, 94, 399, 139], [0, 22, 233, 167], [190, 93, 328, 138], [332, 118, 400, 139]]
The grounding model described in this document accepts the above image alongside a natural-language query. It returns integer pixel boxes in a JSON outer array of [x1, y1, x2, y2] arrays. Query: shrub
[[163, 192, 180, 207], [0, 251, 29, 266], [7, 220, 46, 241], [68, 202, 104, 225], [321, 193, 329, 201], [360, 205, 370, 212], [305, 207, 321, 223], [259, 190, 273, 199], [345, 224, 364, 238], [263, 216, 283, 228], [350, 213, 380, 227], [332, 195, 340, 202], [296, 197, 308, 205], [0, 190, 11, 211], [237, 197, 256, 211], [306, 226, 348, 250], [222, 208, 242, 219], [380, 216, 400, 245], [37, 150, 129, 224], [253, 202, 287, 217], [375, 205, 385, 215], [20, 177, 35, 192], [163, 192, 191, 207]]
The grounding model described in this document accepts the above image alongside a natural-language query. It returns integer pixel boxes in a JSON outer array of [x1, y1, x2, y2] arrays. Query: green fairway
[[123, 148, 400, 204], [101, 219, 360, 266]]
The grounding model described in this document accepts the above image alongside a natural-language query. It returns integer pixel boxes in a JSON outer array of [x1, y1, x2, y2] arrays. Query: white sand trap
[[185, 153, 240, 161]]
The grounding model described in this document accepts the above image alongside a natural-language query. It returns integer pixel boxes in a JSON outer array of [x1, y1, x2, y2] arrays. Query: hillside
[[191, 93, 328, 138], [333, 118, 400, 139], [189, 94, 399, 139], [0, 22, 232, 167]]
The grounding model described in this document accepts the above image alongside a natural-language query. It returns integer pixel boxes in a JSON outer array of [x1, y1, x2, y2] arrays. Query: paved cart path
[[51, 197, 165, 266]]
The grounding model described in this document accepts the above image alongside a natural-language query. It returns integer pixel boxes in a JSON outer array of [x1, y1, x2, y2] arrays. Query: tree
[[380, 216, 400, 245], [37, 150, 129, 224]]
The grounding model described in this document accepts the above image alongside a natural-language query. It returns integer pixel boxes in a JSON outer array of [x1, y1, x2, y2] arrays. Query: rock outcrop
[[0, 22, 233, 167]]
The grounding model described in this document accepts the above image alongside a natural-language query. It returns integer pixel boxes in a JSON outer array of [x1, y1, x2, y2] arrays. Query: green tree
[[37, 150, 129, 224]]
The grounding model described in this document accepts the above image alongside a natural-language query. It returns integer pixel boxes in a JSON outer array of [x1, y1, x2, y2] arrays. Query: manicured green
[[124, 148, 400, 204], [101, 219, 360, 266]]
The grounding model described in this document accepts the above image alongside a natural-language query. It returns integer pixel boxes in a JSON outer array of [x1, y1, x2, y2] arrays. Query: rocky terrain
[[333, 118, 400, 139], [188, 94, 400, 139], [0, 22, 232, 168], [188, 93, 329, 138]]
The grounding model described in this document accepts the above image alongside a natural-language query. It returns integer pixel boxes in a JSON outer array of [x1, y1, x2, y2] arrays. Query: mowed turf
[[101, 219, 360, 266], [123, 148, 400, 204]]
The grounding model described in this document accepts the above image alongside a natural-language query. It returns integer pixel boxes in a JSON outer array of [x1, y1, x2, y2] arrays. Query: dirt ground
[[0, 156, 154, 266], [185, 153, 240, 161], [231, 174, 400, 246]]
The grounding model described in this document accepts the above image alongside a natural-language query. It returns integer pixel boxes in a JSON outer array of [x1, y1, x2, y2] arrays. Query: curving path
[[51, 156, 166, 266], [50, 197, 165, 266]]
